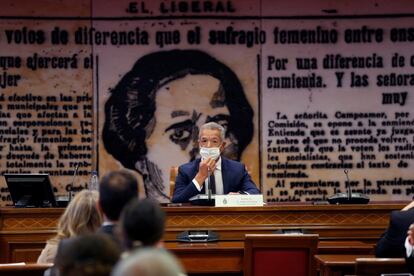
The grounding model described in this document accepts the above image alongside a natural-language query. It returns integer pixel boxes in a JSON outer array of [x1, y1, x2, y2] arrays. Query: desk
[[317, 241, 373, 255], [165, 240, 373, 274], [0, 203, 404, 264], [163, 203, 405, 243], [315, 254, 374, 276], [0, 239, 371, 275], [0, 263, 52, 276], [354, 257, 408, 275], [165, 241, 243, 274]]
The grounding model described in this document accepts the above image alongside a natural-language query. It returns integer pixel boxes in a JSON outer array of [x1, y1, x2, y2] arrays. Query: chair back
[[355, 257, 408, 276], [244, 234, 318, 276], [170, 166, 178, 198]]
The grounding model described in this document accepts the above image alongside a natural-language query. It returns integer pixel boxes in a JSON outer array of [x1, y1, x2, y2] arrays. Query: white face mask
[[200, 147, 221, 160]]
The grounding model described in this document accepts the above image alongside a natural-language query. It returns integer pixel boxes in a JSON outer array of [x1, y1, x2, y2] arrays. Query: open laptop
[[4, 174, 57, 208]]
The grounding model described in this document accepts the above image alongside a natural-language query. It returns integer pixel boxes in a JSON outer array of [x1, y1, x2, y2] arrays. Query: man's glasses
[[199, 137, 221, 147]]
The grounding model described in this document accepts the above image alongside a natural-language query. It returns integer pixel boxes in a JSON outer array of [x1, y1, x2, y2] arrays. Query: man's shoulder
[[391, 208, 414, 223], [222, 157, 244, 169], [392, 207, 414, 216], [99, 224, 116, 235]]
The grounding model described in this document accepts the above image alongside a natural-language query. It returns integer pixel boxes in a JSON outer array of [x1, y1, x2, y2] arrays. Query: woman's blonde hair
[[55, 190, 102, 240]]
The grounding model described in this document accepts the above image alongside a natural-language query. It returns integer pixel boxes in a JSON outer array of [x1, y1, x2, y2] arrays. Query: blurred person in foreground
[[37, 190, 102, 264], [119, 198, 166, 252], [50, 233, 121, 276], [112, 247, 185, 276], [98, 170, 139, 246]]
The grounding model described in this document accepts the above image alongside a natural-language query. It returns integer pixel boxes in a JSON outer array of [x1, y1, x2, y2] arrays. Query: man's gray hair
[[112, 248, 185, 276], [200, 122, 225, 141]]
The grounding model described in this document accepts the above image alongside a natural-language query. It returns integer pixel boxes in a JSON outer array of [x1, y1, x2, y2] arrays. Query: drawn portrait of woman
[[103, 49, 254, 201]]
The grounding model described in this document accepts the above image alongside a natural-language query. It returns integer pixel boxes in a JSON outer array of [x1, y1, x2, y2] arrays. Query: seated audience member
[[376, 201, 414, 257], [172, 122, 260, 203], [37, 190, 102, 264], [112, 247, 185, 276], [52, 233, 121, 276], [120, 198, 166, 251], [98, 170, 139, 245]]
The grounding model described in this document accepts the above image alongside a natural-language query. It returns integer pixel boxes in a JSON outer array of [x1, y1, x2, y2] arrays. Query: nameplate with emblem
[[215, 194, 264, 207]]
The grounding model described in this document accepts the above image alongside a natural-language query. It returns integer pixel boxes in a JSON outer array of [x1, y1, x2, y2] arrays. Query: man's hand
[[402, 201, 414, 211], [408, 224, 414, 245], [194, 158, 216, 188]]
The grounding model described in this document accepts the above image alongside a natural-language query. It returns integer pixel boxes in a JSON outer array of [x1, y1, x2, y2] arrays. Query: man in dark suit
[[376, 202, 414, 257], [172, 122, 260, 203], [52, 234, 121, 276], [98, 170, 139, 245], [406, 222, 414, 272]]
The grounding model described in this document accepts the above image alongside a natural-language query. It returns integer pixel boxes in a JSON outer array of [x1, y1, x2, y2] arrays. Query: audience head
[[53, 233, 121, 276], [99, 170, 139, 221], [120, 198, 166, 249], [112, 248, 184, 276], [56, 190, 102, 240]]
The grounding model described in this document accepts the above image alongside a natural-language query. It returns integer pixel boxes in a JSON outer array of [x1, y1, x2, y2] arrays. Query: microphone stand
[[327, 169, 370, 204], [345, 169, 351, 201], [69, 163, 79, 203], [188, 164, 215, 206], [207, 167, 212, 203]]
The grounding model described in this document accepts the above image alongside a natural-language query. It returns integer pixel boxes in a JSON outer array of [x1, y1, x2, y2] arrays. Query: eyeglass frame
[[198, 137, 222, 148]]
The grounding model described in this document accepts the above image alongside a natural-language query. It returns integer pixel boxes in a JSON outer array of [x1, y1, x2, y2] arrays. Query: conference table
[[165, 240, 374, 274], [0, 202, 407, 274], [315, 254, 374, 276], [162, 202, 405, 243]]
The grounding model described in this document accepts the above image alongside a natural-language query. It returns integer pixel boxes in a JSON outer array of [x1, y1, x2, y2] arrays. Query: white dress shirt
[[405, 237, 414, 257]]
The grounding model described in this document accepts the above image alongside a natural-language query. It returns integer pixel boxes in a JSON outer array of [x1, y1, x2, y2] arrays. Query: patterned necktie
[[209, 172, 216, 194]]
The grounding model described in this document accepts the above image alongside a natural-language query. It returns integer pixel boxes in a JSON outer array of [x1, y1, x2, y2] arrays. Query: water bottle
[[89, 170, 99, 191]]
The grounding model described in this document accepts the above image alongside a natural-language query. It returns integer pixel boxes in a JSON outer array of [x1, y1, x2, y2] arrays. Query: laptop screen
[[4, 174, 56, 207]]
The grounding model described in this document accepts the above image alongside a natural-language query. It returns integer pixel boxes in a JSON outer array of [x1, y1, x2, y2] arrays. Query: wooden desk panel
[[315, 254, 374, 276], [355, 257, 408, 275], [163, 203, 405, 242], [317, 241, 374, 255], [0, 264, 52, 276], [166, 242, 244, 274], [0, 203, 405, 264], [0, 208, 61, 263], [165, 241, 374, 274]]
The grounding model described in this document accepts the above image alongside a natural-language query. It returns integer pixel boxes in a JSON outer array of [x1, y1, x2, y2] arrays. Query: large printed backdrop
[[0, 0, 414, 204]]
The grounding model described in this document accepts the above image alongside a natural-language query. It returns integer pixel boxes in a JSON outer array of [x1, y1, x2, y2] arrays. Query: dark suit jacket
[[172, 157, 260, 203], [98, 224, 122, 249], [99, 224, 115, 236], [375, 208, 414, 257]]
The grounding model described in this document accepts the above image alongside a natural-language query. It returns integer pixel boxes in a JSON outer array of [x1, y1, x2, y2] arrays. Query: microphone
[[68, 163, 79, 203], [345, 169, 351, 201], [188, 163, 216, 206], [207, 167, 212, 202], [327, 169, 370, 204]]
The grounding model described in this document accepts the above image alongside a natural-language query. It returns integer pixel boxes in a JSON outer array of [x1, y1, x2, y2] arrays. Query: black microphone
[[327, 169, 369, 204], [188, 164, 216, 206], [69, 163, 79, 203], [344, 169, 351, 201], [207, 167, 212, 202]]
